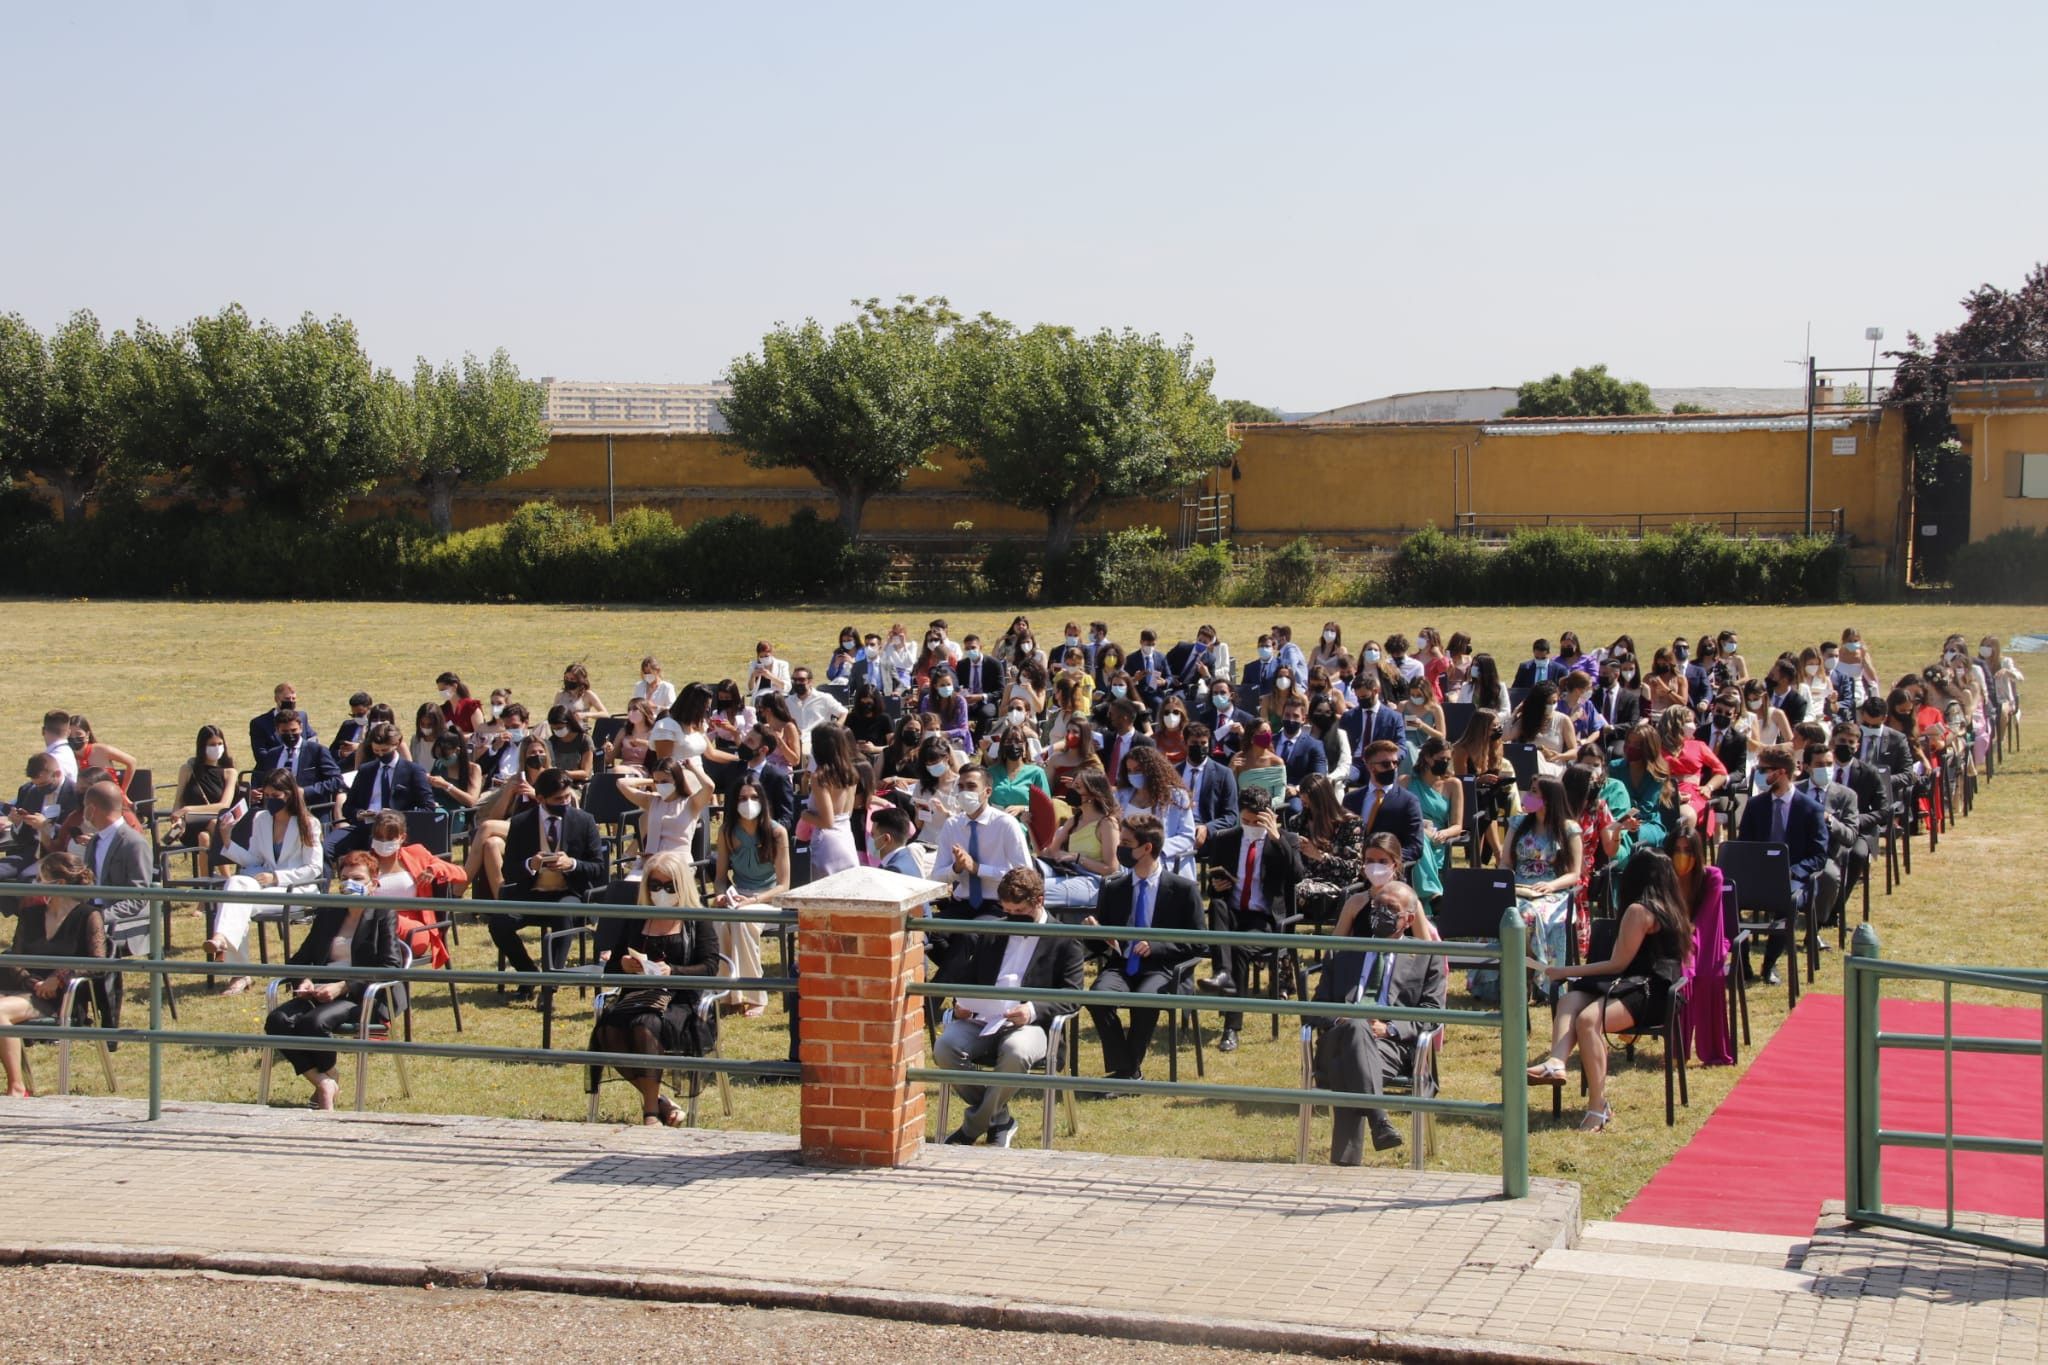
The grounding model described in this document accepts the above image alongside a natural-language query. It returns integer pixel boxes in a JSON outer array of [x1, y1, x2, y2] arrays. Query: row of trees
[[0, 306, 548, 531], [720, 297, 1242, 558]]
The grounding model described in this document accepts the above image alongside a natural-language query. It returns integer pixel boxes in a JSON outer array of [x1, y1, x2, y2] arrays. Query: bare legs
[[1539, 987, 1637, 1127], [595, 1014, 675, 1125], [0, 994, 33, 1095]]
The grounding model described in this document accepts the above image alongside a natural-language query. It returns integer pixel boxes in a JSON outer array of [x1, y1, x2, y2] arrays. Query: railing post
[[1497, 909, 1530, 1199], [781, 868, 948, 1168], [1846, 924, 1881, 1219], [147, 899, 163, 1121]]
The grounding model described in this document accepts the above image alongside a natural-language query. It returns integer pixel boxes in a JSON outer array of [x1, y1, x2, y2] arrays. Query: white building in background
[[1292, 385, 1808, 424], [542, 379, 732, 432]]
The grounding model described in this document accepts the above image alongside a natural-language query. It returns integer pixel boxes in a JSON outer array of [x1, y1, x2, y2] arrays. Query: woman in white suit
[[205, 770, 325, 994]]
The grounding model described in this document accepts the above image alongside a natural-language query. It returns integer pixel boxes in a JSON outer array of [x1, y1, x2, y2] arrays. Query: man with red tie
[[1195, 785, 1304, 1052], [1099, 701, 1153, 792]]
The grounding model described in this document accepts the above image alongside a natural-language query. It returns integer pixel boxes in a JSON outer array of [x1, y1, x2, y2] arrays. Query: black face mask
[[1430, 758, 1450, 777], [66, 736, 84, 751]]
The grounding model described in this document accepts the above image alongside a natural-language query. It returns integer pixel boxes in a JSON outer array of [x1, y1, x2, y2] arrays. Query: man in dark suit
[[266, 710, 344, 807], [1343, 741, 1425, 866], [82, 780, 155, 1029], [1510, 639, 1565, 692], [1180, 724, 1240, 852], [1595, 658, 1644, 730], [1195, 785, 1305, 1051], [1800, 741, 1863, 931], [492, 767, 606, 988], [1126, 629, 1170, 709], [249, 682, 316, 774], [2, 755, 79, 881], [1273, 693, 1328, 797], [1084, 814, 1206, 1083], [1195, 681, 1257, 758], [1097, 702, 1153, 789], [1166, 624, 1227, 697], [1735, 745, 1829, 986], [1698, 690, 1750, 830], [932, 865, 1087, 1146], [1338, 669, 1406, 756], [1766, 661, 1808, 727], [955, 633, 1008, 738], [1241, 635, 1280, 697], [1828, 724, 1888, 915], [1311, 881, 1448, 1161], [1852, 697, 1915, 781], [328, 721, 432, 857]]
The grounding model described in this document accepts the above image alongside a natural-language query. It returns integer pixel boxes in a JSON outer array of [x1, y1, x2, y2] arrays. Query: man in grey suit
[[82, 781, 155, 1030], [1310, 880, 1447, 1163], [1802, 742, 1867, 930]]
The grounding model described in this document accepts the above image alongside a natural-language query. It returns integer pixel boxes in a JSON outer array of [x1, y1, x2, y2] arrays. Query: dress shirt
[[49, 740, 79, 784], [934, 806, 1031, 903], [997, 909, 1046, 988], [788, 688, 849, 740]]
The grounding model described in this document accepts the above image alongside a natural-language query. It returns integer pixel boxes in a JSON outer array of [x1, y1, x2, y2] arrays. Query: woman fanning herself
[[1529, 849, 1693, 1131]]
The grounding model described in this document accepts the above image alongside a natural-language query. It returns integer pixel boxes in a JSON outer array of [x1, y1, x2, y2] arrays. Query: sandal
[[1526, 1059, 1567, 1084], [655, 1095, 686, 1128], [1580, 1106, 1613, 1133], [222, 977, 253, 996]]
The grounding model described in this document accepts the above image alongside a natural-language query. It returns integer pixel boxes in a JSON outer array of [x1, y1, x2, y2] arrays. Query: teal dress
[[1606, 761, 1670, 856], [1599, 775, 1640, 871], [1404, 776, 1451, 901]]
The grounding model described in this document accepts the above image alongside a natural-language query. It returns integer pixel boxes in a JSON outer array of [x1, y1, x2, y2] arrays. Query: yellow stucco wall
[[1950, 402, 2048, 541]]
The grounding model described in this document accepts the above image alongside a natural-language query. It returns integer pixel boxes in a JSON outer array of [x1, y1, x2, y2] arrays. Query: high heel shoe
[[1579, 1106, 1613, 1133]]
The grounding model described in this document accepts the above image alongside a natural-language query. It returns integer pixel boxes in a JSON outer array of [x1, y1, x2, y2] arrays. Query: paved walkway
[[2, 1098, 2042, 1362]]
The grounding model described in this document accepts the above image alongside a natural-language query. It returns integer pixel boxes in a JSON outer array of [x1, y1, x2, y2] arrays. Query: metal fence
[[1844, 925, 2048, 1259], [1452, 509, 1846, 541]]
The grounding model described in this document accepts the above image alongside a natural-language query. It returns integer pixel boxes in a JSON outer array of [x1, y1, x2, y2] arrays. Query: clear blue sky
[[6, 1, 2043, 411]]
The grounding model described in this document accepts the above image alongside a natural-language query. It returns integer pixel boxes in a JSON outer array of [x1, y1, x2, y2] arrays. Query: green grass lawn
[[4, 598, 2040, 1219]]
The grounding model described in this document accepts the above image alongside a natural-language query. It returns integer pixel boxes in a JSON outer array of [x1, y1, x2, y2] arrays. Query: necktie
[[1126, 878, 1152, 975], [1861, 732, 1875, 762], [376, 761, 391, 809], [284, 744, 297, 773], [1770, 796, 1788, 844], [1364, 784, 1381, 830], [547, 814, 560, 852], [966, 818, 983, 908], [1239, 838, 1260, 912], [1184, 764, 1201, 811]]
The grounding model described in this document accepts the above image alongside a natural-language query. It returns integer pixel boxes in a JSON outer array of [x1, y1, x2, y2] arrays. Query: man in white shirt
[[931, 866, 1086, 1146], [932, 767, 1031, 916], [786, 667, 848, 757], [42, 709, 78, 784]]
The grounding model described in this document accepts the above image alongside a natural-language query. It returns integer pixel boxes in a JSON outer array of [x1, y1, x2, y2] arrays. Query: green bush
[[978, 542, 1041, 603], [1231, 535, 1328, 605], [1948, 527, 2048, 603]]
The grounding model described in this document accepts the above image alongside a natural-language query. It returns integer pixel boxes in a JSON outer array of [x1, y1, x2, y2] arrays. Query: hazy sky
[[6, 1, 2043, 412]]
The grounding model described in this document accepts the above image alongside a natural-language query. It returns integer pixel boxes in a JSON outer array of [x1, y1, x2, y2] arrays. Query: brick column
[[782, 867, 949, 1168]]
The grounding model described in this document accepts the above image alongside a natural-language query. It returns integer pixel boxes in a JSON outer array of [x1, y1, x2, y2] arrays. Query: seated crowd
[[0, 620, 2021, 1147]]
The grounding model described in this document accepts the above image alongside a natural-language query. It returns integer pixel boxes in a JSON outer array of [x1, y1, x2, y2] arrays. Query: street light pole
[[1803, 357, 1817, 537], [1865, 326, 1884, 405]]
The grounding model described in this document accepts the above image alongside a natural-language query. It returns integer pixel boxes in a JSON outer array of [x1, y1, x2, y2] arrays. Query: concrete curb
[[0, 1241, 1588, 1365]]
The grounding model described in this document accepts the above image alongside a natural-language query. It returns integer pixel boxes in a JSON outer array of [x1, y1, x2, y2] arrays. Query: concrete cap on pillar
[[779, 866, 949, 916]]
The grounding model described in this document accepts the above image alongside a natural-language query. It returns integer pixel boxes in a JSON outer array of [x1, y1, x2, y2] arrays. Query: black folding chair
[[1434, 867, 1527, 1013], [1503, 742, 1541, 791], [1546, 918, 1690, 1127], [580, 774, 638, 875], [403, 808, 453, 858], [1440, 702, 1475, 746], [1721, 881, 1750, 1055], [1714, 840, 1802, 1007]]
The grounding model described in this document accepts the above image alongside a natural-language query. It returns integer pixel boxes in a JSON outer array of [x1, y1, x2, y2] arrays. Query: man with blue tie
[[1127, 628, 1170, 708], [1339, 669, 1406, 757], [1310, 881, 1447, 1162], [1181, 723, 1240, 851], [933, 767, 1031, 919], [1098, 702, 1152, 791], [1510, 639, 1565, 692], [1274, 694, 1328, 797], [1734, 745, 1829, 987], [1241, 634, 1280, 697], [1085, 814, 1206, 1085], [249, 681, 316, 774], [328, 721, 431, 857], [1166, 624, 1230, 698], [266, 710, 344, 808]]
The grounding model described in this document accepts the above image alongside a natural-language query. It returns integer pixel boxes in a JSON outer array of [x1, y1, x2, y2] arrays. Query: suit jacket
[[933, 916, 1087, 1028], [502, 804, 607, 900], [217, 809, 326, 886], [1811, 778, 1860, 860], [1596, 685, 1644, 729], [85, 820, 154, 949], [1166, 641, 1228, 691], [1273, 728, 1327, 788], [1198, 826, 1306, 914], [1772, 689, 1809, 726], [7, 779, 79, 860], [1240, 656, 1280, 696], [340, 756, 433, 825], [1181, 757, 1240, 842], [1194, 702, 1258, 756], [249, 707, 315, 773], [1311, 939, 1448, 1048], [1510, 659, 1565, 691], [1126, 647, 1170, 699], [1338, 702, 1405, 755], [719, 760, 799, 835], [1736, 787, 1828, 888], [1091, 870, 1206, 974], [1856, 725, 1914, 781], [272, 738, 345, 806], [1098, 730, 1154, 786], [956, 656, 1006, 704], [1835, 758, 1888, 838], [287, 904, 405, 1011], [1699, 721, 1749, 786], [1342, 779, 1426, 866]]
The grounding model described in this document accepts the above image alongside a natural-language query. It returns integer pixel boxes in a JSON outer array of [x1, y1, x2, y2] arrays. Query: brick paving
[[1, 1097, 2041, 1362]]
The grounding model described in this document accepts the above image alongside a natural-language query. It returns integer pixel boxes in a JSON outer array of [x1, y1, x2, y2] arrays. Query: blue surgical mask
[[926, 761, 950, 777], [1258, 647, 1273, 662], [1110, 684, 1127, 699], [964, 650, 981, 663], [937, 684, 955, 698], [1363, 648, 1381, 663], [1129, 772, 1147, 790]]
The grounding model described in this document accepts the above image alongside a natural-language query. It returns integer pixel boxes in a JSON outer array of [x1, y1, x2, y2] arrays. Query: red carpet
[[1618, 994, 2043, 1237]]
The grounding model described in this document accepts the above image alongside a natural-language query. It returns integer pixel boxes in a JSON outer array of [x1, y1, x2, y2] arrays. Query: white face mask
[[648, 888, 679, 908], [205, 744, 225, 762], [1322, 630, 1337, 644], [1009, 708, 1028, 723], [654, 782, 677, 801], [1163, 712, 1182, 730], [490, 703, 505, 718], [1275, 677, 1292, 692], [1363, 862, 1396, 887], [552, 726, 572, 739], [1980, 645, 1995, 660], [370, 838, 402, 858], [737, 799, 762, 821], [440, 688, 455, 702]]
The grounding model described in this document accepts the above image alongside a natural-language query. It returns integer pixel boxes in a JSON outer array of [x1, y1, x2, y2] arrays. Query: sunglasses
[[645, 879, 676, 893]]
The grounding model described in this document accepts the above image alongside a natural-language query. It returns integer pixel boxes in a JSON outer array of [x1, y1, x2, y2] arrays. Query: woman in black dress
[[1529, 849, 1692, 1132], [0, 852, 107, 1097], [1289, 772, 1363, 926], [263, 850, 406, 1110], [591, 849, 722, 1127]]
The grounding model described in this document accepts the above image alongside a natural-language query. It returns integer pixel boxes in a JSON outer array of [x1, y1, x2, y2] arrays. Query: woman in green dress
[[1605, 722, 1676, 861], [1404, 736, 1465, 905]]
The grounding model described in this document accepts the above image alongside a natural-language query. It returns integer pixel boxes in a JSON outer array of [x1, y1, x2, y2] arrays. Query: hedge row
[[1946, 527, 2048, 603], [0, 491, 1856, 605]]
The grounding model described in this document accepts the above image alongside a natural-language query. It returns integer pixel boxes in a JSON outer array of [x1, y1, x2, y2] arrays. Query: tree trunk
[[833, 485, 868, 539], [1044, 505, 1080, 562], [426, 478, 456, 535], [56, 480, 88, 526]]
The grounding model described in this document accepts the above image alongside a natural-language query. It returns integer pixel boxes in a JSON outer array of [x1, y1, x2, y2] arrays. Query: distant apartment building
[[542, 378, 731, 433]]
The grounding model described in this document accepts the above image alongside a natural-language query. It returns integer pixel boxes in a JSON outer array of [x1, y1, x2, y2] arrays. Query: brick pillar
[[783, 867, 949, 1168]]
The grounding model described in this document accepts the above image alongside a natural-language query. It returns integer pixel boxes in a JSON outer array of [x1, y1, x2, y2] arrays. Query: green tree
[[1670, 401, 1714, 414], [0, 310, 147, 523], [180, 305, 391, 518], [1504, 363, 1658, 417], [719, 295, 957, 537], [1222, 398, 1281, 424], [384, 349, 550, 533], [950, 322, 1238, 561]]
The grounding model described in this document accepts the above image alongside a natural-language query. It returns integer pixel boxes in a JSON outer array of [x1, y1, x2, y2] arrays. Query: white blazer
[[217, 809, 325, 887]]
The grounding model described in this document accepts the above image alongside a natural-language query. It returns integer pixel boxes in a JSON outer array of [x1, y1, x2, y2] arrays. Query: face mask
[[1672, 853, 1696, 876], [1519, 792, 1544, 815], [1210, 692, 1228, 705], [1363, 863, 1395, 887], [505, 727, 526, 743], [1243, 822, 1266, 844], [277, 734, 300, 749], [1622, 670, 1638, 683], [439, 688, 455, 702], [341, 879, 369, 896], [1980, 645, 1995, 659], [1810, 766, 1834, 788], [925, 761, 950, 778], [1065, 636, 1080, 649], [1372, 766, 1396, 787], [731, 797, 764, 823], [1257, 647, 1273, 662], [1674, 645, 1689, 662], [963, 650, 981, 663], [1861, 723, 1883, 738], [654, 782, 677, 801], [1109, 684, 1127, 699], [370, 838, 402, 857], [1019, 643, 1034, 656], [205, 744, 225, 762], [840, 639, 855, 651], [1282, 718, 1303, 736], [66, 735, 85, 751], [552, 726, 572, 740], [1162, 712, 1182, 730], [638, 886, 679, 910], [264, 796, 286, 814], [1322, 630, 1337, 644], [936, 684, 955, 699], [1129, 771, 1148, 790], [1252, 733, 1273, 750], [1275, 677, 1292, 692], [1747, 700, 1764, 712], [1363, 648, 1381, 663]]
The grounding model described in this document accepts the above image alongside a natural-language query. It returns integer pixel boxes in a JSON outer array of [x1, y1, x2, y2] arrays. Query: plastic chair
[[585, 952, 737, 1126], [1295, 1020, 1441, 1169], [258, 943, 415, 1111], [17, 974, 117, 1095], [1542, 919, 1690, 1126], [1713, 839, 1802, 1007]]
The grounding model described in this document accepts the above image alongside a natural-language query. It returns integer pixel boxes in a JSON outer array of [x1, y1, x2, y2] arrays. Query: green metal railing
[[1844, 924, 2048, 1259], [0, 883, 800, 1119], [913, 910, 1533, 1199]]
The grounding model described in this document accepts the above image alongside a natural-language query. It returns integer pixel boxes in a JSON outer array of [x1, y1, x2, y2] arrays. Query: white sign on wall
[[1831, 436, 1858, 456]]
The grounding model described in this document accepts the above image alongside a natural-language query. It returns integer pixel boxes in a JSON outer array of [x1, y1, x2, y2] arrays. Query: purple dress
[[1680, 865, 1734, 1066]]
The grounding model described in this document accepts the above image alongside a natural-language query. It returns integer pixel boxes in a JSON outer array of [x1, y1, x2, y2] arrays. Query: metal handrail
[[1844, 924, 2048, 1259]]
